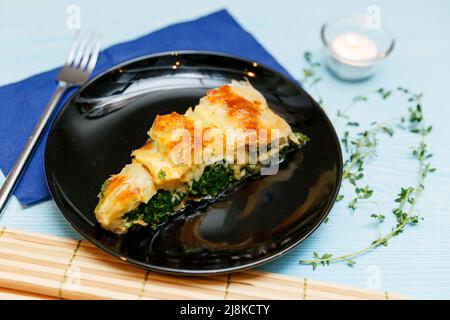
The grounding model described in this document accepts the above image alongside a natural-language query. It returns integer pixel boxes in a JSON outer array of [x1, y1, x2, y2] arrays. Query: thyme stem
[[298, 52, 435, 269]]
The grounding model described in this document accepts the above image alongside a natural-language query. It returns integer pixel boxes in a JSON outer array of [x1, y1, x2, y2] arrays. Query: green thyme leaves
[[298, 52, 435, 269]]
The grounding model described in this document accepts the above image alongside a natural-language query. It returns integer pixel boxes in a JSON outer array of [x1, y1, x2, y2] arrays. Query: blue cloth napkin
[[0, 9, 293, 206]]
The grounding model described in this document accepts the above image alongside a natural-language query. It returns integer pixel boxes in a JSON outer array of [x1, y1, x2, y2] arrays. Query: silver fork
[[0, 32, 100, 215]]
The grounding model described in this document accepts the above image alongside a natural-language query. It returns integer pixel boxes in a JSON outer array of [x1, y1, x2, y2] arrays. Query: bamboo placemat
[[0, 227, 405, 300]]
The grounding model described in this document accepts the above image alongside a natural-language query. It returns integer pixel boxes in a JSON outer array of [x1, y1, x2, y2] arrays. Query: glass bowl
[[321, 14, 395, 81]]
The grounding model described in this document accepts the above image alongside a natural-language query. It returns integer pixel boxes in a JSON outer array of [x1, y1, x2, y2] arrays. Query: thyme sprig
[[337, 88, 393, 123], [298, 53, 435, 269], [301, 51, 324, 106], [339, 117, 399, 211]]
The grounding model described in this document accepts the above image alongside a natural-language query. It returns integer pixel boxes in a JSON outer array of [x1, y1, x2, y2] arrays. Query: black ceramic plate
[[45, 51, 342, 275]]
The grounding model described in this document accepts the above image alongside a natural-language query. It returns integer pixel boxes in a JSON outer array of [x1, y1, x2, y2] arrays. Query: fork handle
[[0, 83, 67, 215]]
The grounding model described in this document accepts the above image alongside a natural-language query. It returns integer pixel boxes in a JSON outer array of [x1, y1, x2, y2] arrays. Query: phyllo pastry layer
[[95, 80, 307, 234]]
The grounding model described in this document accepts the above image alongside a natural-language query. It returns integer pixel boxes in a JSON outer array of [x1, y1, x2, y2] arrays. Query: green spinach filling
[[295, 132, 309, 145], [124, 190, 184, 228], [124, 132, 308, 229], [123, 164, 236, 228], [190, 163, 236, 197]]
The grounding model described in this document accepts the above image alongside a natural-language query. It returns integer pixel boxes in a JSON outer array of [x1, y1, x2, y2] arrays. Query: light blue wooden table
[[1, 0, 449, 299]]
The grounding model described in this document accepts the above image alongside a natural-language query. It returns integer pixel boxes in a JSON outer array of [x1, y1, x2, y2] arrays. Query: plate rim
[[44, 50, 343, 275]]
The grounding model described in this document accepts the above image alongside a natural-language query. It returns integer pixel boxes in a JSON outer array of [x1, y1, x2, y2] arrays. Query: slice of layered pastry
[[95, 80, 308, 234]]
